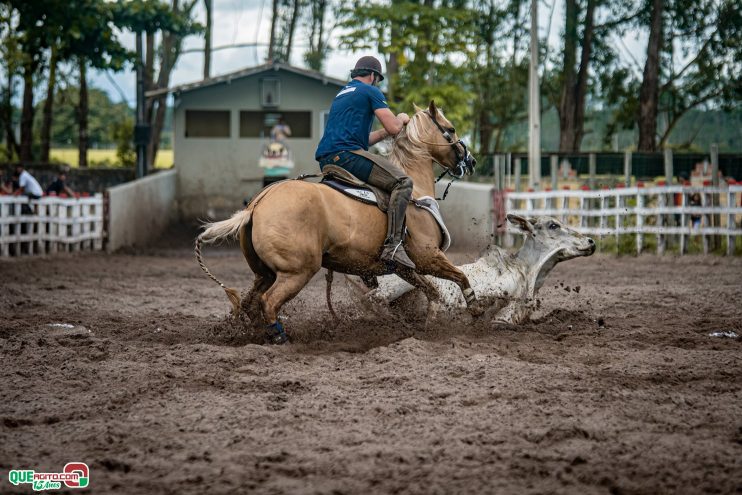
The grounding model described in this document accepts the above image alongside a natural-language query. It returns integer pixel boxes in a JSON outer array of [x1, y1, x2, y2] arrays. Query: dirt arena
[[2, 234, 741, 494]]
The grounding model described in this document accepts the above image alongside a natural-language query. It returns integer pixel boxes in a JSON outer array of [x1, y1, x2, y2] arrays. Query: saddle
[[320, 164, 391, 212], [318, 165, 451, 251]]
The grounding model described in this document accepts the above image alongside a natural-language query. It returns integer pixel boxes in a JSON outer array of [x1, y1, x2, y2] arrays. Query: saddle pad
[[322, 179, 379, 205], [413, 196, 451, 252]]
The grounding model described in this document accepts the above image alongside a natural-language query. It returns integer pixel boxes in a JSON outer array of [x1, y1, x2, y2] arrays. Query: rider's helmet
[[351, 56, 385, 82]]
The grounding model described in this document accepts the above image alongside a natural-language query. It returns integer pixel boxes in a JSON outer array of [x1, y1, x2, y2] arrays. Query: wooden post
[[624, 151, 632, 187], [726, 189, 734, 255], [664, 148, 673, 184], [506, 152, 512, 189], [679, 191, 687, 255], [711, 144, 720, 250], [514, 157, 522, 192], [550, 154, 558, 191], [636, 189, 644, 254], [657, 192, 665, 255]]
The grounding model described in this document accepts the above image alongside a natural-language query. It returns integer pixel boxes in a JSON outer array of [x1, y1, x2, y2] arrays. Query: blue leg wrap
[[266, 321, 288, 345]]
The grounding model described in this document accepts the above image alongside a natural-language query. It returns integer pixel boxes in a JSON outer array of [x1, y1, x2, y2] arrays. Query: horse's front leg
[[418, 251, 484, 317]]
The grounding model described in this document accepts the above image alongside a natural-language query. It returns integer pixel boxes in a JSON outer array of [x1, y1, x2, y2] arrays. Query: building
[[148, 62, 346, 219]]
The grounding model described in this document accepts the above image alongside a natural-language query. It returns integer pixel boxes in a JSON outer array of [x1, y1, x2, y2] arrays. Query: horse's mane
[[389, 111, 433, 170]]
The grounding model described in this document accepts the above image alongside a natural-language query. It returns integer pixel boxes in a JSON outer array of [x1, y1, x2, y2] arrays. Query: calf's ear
[[507, 214, 534, 234]]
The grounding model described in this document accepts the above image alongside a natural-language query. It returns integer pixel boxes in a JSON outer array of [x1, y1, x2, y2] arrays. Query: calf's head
[[507, 214, 596, 261]]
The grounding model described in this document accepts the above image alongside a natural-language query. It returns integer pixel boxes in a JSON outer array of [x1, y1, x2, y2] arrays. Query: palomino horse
[[196, 101, 479, 343]]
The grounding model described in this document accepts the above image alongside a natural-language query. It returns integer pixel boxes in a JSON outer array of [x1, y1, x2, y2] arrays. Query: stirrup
[[381, 239, 416, 270], [266, 321, 288, 345]]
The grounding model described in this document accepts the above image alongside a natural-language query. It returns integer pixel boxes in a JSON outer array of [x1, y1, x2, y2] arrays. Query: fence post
[[589, 153, 596, 190], [624, 151, 632, 187], [506, 152, 512, 189], [726, 189, 734, 255], [711, 144, 720, 251], [680, 190, 687, 255], [636, 188, 644, 254], [550, 155, 558, 191], [657, 191, 665, 255], [514, 157, 521, 192]]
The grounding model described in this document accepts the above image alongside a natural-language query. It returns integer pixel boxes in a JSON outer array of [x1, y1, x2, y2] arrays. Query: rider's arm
[[371, 109, 409, 144]]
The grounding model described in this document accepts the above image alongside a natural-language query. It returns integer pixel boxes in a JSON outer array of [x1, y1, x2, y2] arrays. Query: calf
[[347, 215, 595, 324]]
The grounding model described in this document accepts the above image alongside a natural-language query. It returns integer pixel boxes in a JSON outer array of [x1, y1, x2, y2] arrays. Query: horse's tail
[[195, 184, 283, 315], [195, 208, 253, 315]]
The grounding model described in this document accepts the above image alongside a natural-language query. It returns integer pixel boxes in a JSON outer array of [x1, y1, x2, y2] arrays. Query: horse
[[195, 101, 479, 344]]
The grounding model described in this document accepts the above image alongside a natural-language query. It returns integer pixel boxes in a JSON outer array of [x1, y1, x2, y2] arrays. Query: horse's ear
[[413, 103, 422, 113], [428, 100, 437, 118], [507, 214, 534, 234]]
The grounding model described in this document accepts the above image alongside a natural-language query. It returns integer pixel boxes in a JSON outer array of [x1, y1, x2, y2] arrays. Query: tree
[[268, 0, 304, 63], [339, 0, 477, 132], [304, 0, 332, 72], [114, 0, 202, 168], [637, 0, 741, 151]]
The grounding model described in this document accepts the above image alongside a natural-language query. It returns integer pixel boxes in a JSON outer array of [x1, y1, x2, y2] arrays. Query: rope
[[194, 235, 229, 290]]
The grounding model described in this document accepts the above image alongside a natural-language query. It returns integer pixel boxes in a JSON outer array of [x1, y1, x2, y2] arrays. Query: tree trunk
[[4, 66, 19, 161], [40, 45, 58, 163], [285, 0, 301, 62], [268, 0, 278, 62], [558, 0, 578, 152], [203, 0, 212, 78], [637, 0, 663, 151], [19, 58, 35, 163], [77, 59, 88, 168], [570, 0, 595, 151]]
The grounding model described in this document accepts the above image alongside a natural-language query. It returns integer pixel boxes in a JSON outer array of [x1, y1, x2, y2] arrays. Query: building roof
[[145, 62, 348, 98]]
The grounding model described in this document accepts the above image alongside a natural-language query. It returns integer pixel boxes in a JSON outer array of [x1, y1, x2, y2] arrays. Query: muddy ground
[[1, 236, 741, 494]]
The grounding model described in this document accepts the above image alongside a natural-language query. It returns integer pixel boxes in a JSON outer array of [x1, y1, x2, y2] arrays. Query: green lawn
[[49, 149, 174, 169]]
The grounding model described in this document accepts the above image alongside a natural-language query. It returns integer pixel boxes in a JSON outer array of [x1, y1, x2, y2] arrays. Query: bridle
[[419, 110, 477, 200]]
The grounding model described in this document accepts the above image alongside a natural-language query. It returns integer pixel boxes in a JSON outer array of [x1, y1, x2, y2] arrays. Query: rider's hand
[[397, 112, 410, 125]]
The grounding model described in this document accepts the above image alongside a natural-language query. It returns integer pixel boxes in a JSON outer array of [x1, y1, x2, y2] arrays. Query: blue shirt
[[315, 79, 388, 160]]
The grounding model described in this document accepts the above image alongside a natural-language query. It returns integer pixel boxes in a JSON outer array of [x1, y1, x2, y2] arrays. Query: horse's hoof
[[266, 321, 289, 345]]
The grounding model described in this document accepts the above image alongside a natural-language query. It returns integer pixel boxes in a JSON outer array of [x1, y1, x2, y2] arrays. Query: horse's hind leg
[[260, 270, 316, 344], [241, 275, 274, 325]]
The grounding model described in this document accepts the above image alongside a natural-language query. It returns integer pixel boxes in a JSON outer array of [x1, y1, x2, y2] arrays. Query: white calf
[[348, 214, 595, 324]]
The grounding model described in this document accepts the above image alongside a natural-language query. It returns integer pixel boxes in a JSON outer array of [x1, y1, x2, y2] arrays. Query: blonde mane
[[389, 111, 435, 169]]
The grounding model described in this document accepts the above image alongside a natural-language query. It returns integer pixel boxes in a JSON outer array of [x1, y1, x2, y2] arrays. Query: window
[[239, 111, 312, 138], [185, 110, 230, 138], [321, 111, 330, 136], [261, 79, 280, 107]]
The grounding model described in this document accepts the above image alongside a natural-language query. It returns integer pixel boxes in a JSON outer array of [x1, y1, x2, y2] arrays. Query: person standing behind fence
[[46, 170, 75, 197], [13, 165, 43, 200]]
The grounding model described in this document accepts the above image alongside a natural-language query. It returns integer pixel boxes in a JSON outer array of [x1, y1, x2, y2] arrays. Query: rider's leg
[[365, 161, 416, 270], [321, 151, 416, 269]]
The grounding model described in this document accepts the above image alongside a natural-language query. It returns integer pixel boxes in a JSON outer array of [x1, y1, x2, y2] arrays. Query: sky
[[90, 0, 647, 107]]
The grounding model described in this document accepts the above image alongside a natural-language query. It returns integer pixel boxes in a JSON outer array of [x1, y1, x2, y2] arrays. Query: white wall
[[435, 181, 494, 252], [106, 170, 178, 252]]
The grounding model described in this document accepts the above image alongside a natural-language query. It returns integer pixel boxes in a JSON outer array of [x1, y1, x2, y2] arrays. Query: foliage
[[33, 87, 133, 149]]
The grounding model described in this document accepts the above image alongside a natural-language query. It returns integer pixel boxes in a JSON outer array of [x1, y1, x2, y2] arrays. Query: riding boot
[[380, 178, 416, 270]]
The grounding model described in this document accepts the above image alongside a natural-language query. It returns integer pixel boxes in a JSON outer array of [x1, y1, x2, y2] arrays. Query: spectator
[[46, 170, 75, 197], [270, 117, 291, 143], [13, 165, 43, 200]]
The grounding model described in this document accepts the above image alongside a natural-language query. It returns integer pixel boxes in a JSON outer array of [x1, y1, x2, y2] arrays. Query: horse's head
[[409, 100, 476, 178]]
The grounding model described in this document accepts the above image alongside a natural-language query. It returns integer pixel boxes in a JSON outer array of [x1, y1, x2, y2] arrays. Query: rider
[[315, 56, 416, 270]]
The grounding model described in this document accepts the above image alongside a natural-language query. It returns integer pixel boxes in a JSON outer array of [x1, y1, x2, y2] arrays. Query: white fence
[[0, 194, 104, 257], [505, 185, 742, 255]]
